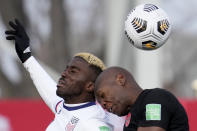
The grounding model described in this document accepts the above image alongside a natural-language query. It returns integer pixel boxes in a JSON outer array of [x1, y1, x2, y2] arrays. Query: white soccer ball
[[125, 4, 171, 50]]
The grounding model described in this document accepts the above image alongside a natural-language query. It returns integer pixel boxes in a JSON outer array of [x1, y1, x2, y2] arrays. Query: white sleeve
[[23, 56, 62, 113], [105, 112, 125, 131], [75, 119, 113, 131]]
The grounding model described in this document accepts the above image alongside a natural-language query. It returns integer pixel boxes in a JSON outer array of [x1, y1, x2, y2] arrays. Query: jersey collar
[[63, 101, 96, 111]]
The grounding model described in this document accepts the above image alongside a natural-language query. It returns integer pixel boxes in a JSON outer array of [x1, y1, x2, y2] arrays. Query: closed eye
[[65, 66, 80, 74], [70, 66, 80, 73], [70, 69, 78, 73]]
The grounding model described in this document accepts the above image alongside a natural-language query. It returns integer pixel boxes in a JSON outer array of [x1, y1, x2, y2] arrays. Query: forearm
[[138, 127, 166, 131], [5, 19, 62, 113], [23, 56, 61, 113]]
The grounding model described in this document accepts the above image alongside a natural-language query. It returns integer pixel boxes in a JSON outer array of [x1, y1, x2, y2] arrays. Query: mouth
[[57, 78, 66, 88], [108, 105, 122, 116], [108, 105, 115, 114], [109, 107, 112, 113]]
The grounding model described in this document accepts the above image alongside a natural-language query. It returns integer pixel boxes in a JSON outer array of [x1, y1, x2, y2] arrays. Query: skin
[[94, 67, 165, 131], [56, 56, 96, 104], [138, 127, 165, 131]]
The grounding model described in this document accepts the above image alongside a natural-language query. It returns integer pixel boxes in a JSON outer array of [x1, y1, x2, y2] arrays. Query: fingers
[[5, 30, 17, 40], [5, 30, 17, 35], [9, 21, 18, 30], [5, 19, 28, 42], [15, 19, 25, 32], [6, 36, 16, 40], [15, 19, 23, 27], [8, 19, 24, 31]]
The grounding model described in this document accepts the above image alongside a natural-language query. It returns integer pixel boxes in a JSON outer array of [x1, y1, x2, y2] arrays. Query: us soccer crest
[[65, 116, 79, 131]]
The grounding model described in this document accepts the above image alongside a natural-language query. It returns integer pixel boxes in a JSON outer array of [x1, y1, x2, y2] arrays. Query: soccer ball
[[125, 4, 171, 50]]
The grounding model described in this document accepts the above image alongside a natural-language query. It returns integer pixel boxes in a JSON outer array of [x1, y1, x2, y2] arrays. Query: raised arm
[[23, 56, 61, 113], [5, 19, 61, 113]]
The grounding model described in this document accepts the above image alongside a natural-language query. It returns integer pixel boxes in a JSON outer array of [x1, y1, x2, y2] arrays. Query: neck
[[63, 94, 95, 104], [128, 85, 143, 106]]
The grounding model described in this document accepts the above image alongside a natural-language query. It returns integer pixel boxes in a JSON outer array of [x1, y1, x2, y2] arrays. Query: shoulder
[[134, 89, 189, 129], [141, 88, 178, 104], [134, 88, 182, 115], [105, 112, 125, 131], [53, 99, 64, 114], [145, 88, 173, 97], [77, 118, 113, 131]]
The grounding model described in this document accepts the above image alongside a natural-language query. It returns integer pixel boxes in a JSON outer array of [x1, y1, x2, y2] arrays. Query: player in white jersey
[[5, 19, 124, 131]]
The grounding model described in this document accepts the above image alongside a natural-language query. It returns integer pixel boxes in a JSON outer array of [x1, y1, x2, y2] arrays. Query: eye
[[70, 69, 76, 73], [100, 93, 105, 99], [101, 94, 104, 98], [69, 68, 79, 74]]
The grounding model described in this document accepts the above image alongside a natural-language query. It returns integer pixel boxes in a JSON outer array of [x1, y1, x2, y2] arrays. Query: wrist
[[20, 52, 31, 63]]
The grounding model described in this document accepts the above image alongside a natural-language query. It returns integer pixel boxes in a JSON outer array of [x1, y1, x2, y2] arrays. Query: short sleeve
[[138, 103, 170, 129], [137, 90, 174, 129], [75, 119, 113, 131]]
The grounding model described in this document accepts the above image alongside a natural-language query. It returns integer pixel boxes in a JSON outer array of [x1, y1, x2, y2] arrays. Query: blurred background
[[0, 0, 197, 130]]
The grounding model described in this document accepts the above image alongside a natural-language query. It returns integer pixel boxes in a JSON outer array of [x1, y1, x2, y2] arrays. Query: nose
[[101, 101, 112, 111], [100, 100, 107, 110], [61, 69, 68, 77], [98, 100, 106, 109]]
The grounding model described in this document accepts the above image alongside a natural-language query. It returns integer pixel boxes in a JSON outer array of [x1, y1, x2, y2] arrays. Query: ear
[[85, 81, 94, 92], [116, 73, 126, 86]]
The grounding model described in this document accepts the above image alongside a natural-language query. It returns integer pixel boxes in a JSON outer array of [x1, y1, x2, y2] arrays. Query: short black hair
[[89, 65, 103, 82]]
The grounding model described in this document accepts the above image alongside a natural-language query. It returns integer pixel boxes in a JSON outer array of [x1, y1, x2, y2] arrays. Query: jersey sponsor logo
[[99, 126, 110, 131], [65, 116, 79, 131], [146, 104, 161, 120], [124, 112, 131, 127]]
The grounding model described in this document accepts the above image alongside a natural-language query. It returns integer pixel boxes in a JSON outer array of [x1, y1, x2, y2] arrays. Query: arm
[[138, 127, 165, 131], [23, 56, 61, 113], [5, 19, 61, 113], [136, 90, 173, 130]]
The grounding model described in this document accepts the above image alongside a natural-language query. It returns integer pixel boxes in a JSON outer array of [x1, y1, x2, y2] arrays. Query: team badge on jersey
[[124, 113, 131, 127], [146, 104, 161, 120], [65, 116, 79, 131]]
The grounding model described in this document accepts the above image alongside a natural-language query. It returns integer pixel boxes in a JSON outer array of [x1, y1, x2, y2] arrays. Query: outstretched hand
[[5, 19, 31, 63]]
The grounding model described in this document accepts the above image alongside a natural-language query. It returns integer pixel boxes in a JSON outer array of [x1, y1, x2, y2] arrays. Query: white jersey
[[46, 101, 113, 131], [23, 56, 124, 131]]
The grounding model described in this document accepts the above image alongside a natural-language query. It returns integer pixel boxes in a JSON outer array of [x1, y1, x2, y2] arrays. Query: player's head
[[94, 67, 142, 116], [56, 52, 105, 103]]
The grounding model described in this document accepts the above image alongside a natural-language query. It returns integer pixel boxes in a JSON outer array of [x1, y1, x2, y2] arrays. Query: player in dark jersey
[[95, 66, 189, 131]]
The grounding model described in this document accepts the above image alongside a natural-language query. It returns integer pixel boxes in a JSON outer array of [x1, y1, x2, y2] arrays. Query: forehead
[[95, 76, 119, 96], [68, 57, 89, 68], [67, 57, 94, 76], [96, 83, 112, 95]]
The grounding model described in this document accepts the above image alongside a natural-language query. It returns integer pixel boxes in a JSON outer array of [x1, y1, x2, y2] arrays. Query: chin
[[113, 110, 125, 117], [121, 112, 129, 116], [116, 113, 122, 117], [119, 109, 130, 116], [56, 89, 64, 98], [116, 112, 125, 117]]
